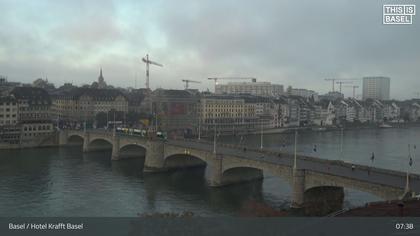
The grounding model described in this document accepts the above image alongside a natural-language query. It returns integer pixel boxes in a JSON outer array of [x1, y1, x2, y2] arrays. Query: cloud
[[155, 0, 420, 98], [0, 0, 419, 99]]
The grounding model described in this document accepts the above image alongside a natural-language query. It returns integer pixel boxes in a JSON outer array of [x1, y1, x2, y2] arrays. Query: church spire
[[99, 67, 103, 80], [97, 67, 107, 89], [98, 67, 104, 82]]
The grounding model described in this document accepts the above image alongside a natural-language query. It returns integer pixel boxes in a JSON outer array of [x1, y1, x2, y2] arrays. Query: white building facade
[[215, 81, 284, 97], [362, 76, 390, 100]]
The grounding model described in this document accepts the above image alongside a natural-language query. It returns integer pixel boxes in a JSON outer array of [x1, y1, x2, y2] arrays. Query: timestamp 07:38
[[395, 223, 415, 230]]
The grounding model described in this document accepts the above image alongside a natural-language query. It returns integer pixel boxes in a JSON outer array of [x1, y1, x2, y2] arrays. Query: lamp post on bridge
[[106, 111, 109, 130], [113, 111, 116, 137], [260, 119, 264, 150], [293, 128, 298, 169], [83, 111, 87, 133], [340, 127, 344, 160], [405, 144, 414, 192], [213, 120, 217, 154], [198, 115, 201, 141]]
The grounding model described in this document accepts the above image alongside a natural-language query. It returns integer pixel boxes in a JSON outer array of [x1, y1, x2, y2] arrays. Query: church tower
[[97, 68, 107, 89]]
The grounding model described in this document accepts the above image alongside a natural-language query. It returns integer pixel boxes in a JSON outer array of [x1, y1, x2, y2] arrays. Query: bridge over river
[[59, 130, 420, 208]]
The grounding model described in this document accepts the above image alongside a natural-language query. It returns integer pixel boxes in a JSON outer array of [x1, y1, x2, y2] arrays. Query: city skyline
[[0, 0, 419, 99]]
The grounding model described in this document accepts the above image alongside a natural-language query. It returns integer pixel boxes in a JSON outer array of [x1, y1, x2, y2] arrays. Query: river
[[0, 127, 419, 216]]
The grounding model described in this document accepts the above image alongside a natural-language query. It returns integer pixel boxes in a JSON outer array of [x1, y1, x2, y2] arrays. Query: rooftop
[[11, 87, 51, 105], [55, 88, 126, 101]]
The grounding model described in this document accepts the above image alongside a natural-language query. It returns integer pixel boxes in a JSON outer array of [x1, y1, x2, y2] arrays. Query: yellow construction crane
[[208, 77, 257, 92], [141, 54, 163, 90], [182, 79, 201, 89]]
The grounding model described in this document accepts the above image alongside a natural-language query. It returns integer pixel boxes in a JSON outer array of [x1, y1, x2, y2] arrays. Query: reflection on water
[[0, 147, 288, 216]]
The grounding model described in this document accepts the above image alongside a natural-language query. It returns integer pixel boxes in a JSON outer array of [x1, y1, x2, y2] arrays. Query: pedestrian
[[313, 144, 317, 152], [371, 152, 375, 163]]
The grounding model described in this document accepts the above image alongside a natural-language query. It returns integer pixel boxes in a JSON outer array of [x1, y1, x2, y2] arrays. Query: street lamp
[[106, 111, 109, 130], [260, 119, 264, 150], [213, 121, 217, 154], [83, 111, 86, 133], [113, 111, 116, 137], [413, 145, 416, 167], [154, 113, 158, 132], [405, 144, 413, 192], [340, 127, 344, 160], [293, 128, 298, 169], [198, 115, 201, 140]]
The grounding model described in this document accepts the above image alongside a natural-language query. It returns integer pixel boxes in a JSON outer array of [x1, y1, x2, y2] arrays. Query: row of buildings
[[144, 90, 420, 137], [0, 71, 407, 144], [213, 76, 391, 101], [0, 87, 54, 145]]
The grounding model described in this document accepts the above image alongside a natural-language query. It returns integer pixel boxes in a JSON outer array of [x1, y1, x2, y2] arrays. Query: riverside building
[[215, 80, 284, 97]]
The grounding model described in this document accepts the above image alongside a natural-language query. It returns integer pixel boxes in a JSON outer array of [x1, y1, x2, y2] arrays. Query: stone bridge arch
[[87, 137, 113, 152], [67, 134, 84, 145], [118, 143, 147, 160], [163, 144, 214, 170], [164, 154, 207, 170], [118, 140, 149, 152], [221, 157, 293, 185], [304, 171, 405, 201], [221, 167, 264, 186], [302, 186, 345, 216]]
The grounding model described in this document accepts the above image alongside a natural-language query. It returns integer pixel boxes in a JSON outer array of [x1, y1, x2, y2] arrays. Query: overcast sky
[[0, 0, 419, 99]]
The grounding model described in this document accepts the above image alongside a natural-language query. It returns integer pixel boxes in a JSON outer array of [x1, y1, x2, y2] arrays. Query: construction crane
[[344, 85, 359, 98], [208, 77, 256, 92], [141, 54, 163, 90], [325, 78, 360, 92], [336, 81, 354, 93], [182, 79, 201, 89]]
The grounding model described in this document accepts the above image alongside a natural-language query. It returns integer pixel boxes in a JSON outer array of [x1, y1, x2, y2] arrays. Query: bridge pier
[[58, 130, 68, 146], [291, 169, 305, 208], [143, 141, 166, 172], [111, 136, 120, 161], [304, 186, 344, 216], [205, 155, 223, 187], [82, 132, 90, 152]]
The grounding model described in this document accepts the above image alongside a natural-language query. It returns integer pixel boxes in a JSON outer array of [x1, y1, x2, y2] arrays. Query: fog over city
[[0, 0, 419, 99]]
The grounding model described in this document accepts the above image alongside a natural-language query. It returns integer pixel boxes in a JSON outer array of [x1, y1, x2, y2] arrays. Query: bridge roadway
[[60, 130, 420, 208]]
